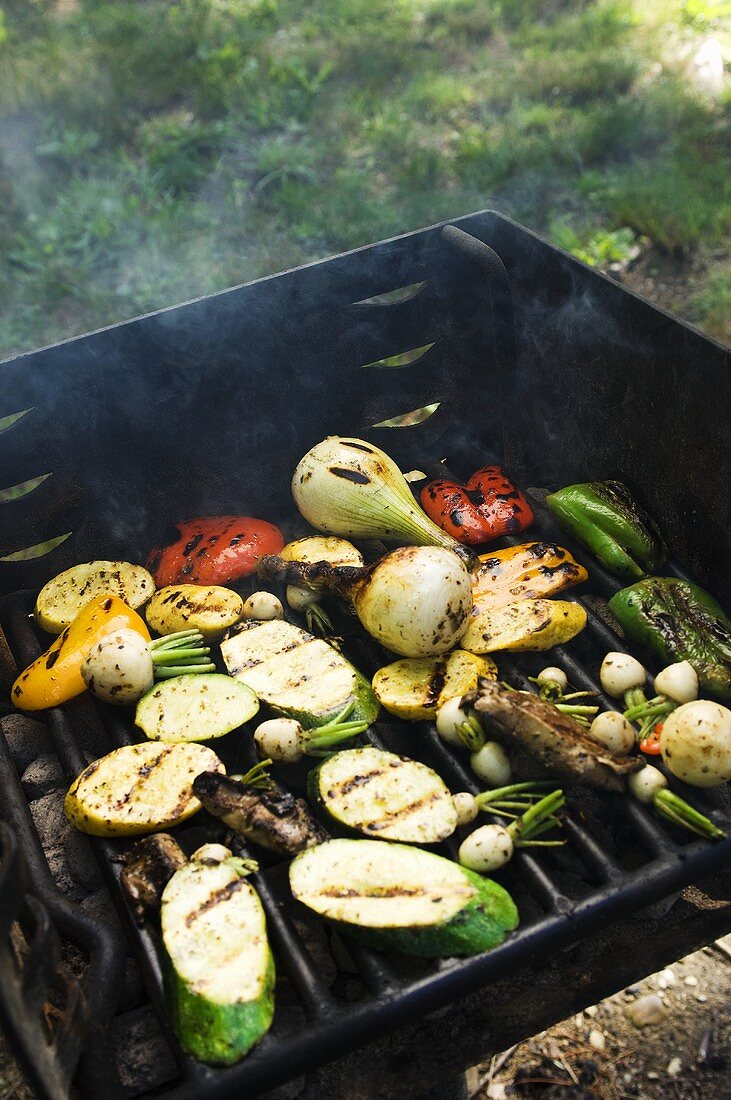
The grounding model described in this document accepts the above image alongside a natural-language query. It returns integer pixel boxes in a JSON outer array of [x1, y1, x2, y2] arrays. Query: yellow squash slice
[[461, 599, 587, 654], [35, 561, 155, 634], [372, 649, 497, 721], [64, 742, 224, 836]]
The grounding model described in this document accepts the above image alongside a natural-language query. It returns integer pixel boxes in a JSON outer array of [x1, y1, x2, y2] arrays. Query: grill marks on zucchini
[[221, 618, 379, 728], [289, 839, 519, 957], [309, 747, 457, 843], [162, 857, 275, 1064]]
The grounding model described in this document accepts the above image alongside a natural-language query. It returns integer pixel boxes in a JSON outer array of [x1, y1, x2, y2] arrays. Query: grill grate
[[1, 441, 729, 1100]]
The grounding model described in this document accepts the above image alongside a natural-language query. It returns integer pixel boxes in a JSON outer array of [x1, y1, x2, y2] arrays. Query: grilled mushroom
[[464, 679, 644, 792], [193, 771, 328, 856], [121, 833, 187, 924]]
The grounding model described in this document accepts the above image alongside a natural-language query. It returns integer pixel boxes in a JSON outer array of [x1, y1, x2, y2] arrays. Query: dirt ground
[[466, 936, 731, 1100]]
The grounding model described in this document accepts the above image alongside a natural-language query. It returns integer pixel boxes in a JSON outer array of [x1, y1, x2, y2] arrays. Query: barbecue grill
[[1, 210, 729, 1100]]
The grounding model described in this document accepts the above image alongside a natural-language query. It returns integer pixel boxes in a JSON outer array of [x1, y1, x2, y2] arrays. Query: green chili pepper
[[546, 481, 665, 580], [608, 577, 731, 701]]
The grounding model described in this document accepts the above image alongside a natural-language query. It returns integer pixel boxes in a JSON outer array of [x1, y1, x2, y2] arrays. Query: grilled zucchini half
[[221, 618, 379, 728], [290, 838, 518, 958], [64, 742, 224, 836], [372, 649, 497, 721], [308, 746, 457, 843], [162, 852, 275, 1065], [135, 674, 259, 743]]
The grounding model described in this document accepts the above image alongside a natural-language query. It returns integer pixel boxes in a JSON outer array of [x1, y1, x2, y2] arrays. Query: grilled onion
[[291, 437, 473, 561]]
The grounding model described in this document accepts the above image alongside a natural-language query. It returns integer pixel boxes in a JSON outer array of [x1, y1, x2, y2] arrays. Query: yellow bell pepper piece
[[471, 542, 588, 614], [12, 595, 151, 711]]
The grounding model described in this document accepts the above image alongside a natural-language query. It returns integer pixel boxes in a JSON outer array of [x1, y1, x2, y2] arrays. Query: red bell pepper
[[420, 466, 534, 546], [147, 516, 284, 587]]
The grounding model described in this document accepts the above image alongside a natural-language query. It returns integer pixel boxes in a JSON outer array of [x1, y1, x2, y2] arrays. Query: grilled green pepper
[[546, 481, 665, 580], [608, 578, 731, 701]]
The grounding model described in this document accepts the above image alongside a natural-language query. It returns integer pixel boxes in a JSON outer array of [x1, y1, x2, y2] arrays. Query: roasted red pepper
[[420, 466, 534, 546], [147, 516, 284, 587]]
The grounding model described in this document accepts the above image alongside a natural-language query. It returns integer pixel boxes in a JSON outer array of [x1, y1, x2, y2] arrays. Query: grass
[[0, 0, 729, 356]]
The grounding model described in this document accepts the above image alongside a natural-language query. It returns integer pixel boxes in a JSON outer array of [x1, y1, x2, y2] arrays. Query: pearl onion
[[589, 711, 636, 755], [458, 824, 514, 873], [470, 741, 512, 787], [452, 792, 478, 826], [242, 591, 284, 620]]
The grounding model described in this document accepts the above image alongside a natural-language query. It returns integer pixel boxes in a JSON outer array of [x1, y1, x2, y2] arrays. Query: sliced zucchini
[[146, 584, 244, 641], [162, 854, 274, 1064], [372, 649, 497, 721], [289, 838, 518, 957], [221, 619, 379, 729], [308, 746, 457, 843], [135, 674, 259, 743], [461, 598, 587, 654], [64, 742, 224, 836], [35, 561, 155, 634]]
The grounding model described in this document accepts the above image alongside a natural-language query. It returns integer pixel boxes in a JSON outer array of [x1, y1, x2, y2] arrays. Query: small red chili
[[639, 722, 663, 755]]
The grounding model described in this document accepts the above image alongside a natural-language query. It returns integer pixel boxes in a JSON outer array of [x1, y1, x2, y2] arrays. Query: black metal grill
[[0, 211, 729, 1099]]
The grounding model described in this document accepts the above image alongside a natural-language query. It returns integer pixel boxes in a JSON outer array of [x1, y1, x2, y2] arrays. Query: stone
[[684, 975, 698, 987], [697, 994, 709, 1003], [585, 1005, 598, 1018], [589, 1029, 606, 1051], [667, 1057, 682, 1076], [21, 753, 64, 800], [625, 994, 665, 1028], [1, 713, 52, 771]]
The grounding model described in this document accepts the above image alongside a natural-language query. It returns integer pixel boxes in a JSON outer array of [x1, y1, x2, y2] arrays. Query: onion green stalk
[[149, 630, 216, 678], [291, 437, 475, 563]]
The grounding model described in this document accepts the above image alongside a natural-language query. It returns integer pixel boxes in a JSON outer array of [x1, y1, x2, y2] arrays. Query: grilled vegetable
[[121, 833, 187, 924], [260, 545, 473, 658], [308, 746, 457, 843], [608, 578, 731, 701], [291, 437, 473, 561], [546, 481, 666, 580], [221, 618, 379, 727], [461, 598, 586, 654], [193, 771, 327, 855], [420, 466, 534, 545], [458, 789, 565, 873], [241, 592, 284, 621], [469, 741, 512, 786], [64, 742, 224, 836], [135, 674, 259, 743], [12, 596, 151, 711], [162, 848, 274, 1064], [289, 838, 519, 957], [589, 712, 635, 755], [465, 679, 643, 791], [372, 650, 497, 721], [146, 584, 244, 641], [535, 666, 568, 694], [654, 661, 698, 704], [82, 628, 216, 706], [82, 628, 155, 704], [599, 652, 647, 699], [34, 561, 155, 634], [147, 516, 284, 587], [253, 703, 370, 762], [280, 536, 364, 570], [659, 700, 731, 787], [626, 764, 724, 839], [470, 542, 588, 614]]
